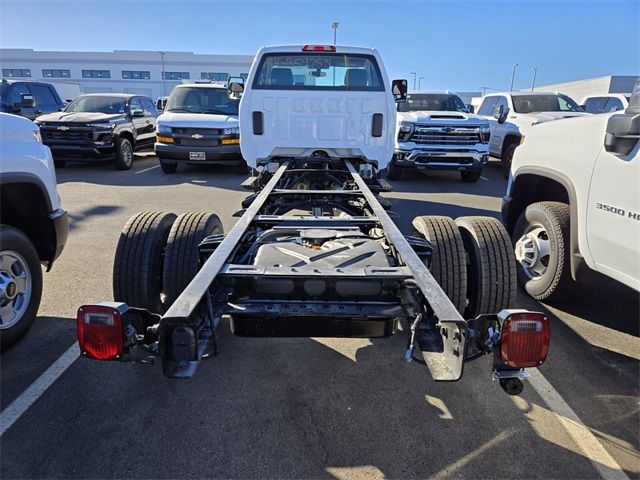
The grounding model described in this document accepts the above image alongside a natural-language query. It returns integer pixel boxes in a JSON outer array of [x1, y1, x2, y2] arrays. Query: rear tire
[[113, 212, 177, 313], [410, 216, 467, 315], [455, 216, 516, 318], [502, 143, 517, 178], [160, 160, 178, 174], [114, 137, 134, 170], [0, 225, 43, 350], [460, 170, 482, 182], [512, 201, 577, 301], [162, 212, 223, 309]]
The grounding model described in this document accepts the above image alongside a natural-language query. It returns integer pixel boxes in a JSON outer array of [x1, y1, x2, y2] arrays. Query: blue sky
[[0, 0, 637, 91]]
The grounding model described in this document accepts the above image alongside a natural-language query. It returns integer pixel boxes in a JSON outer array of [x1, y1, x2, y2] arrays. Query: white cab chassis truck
[[0, 113, 68, 349], [502, 80, 640, 300], [78, 45, 549, 396], [477, 92, 589, 177]]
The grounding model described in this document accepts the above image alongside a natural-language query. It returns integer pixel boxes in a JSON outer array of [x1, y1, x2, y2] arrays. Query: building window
[[42, 69, 71, 78], [162, 71, 190, 80], [2, 68, 31, 77], [201, 72, 228, 81], [122, 70, 151, 80], [82, 69, 111, 79]]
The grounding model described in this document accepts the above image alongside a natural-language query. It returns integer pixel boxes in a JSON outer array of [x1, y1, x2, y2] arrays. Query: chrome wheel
[[514, 225, 551, 279], [0, 250, 32, 329], [121, 141, 133, 167]]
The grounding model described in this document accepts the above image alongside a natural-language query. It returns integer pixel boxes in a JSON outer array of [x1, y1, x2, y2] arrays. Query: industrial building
[[0, 49, 254, 100], [526, 75, 638, 102]]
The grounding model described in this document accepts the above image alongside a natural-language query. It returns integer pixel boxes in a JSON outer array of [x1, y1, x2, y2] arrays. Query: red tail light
[[77, 305, 124, 360], [302, 45, 336, 52], [500, 312, 549, 368]]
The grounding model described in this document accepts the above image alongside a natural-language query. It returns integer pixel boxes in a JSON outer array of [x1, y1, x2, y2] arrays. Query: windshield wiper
[[202, 109, 231, 115]]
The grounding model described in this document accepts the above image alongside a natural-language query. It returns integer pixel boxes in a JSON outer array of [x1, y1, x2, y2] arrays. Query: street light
[[410, 72, 417, 91], [331, 21, 339, 45], [480, 86, 490, 96], [510, 63, 519, 92], [531, 66, 538, 92], [159, 51, 167, 96], [418, 76, 425, 90]]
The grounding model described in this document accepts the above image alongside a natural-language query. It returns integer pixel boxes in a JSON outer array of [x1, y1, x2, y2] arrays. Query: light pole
[[410, 72, 417, 91], [331, 21, 339, 45], [418, 76, 425, 90], [159, 51, 167, 96], [510, 63, 519, 92], [531, 66, 538, 92], [480, 86, 490, 96]]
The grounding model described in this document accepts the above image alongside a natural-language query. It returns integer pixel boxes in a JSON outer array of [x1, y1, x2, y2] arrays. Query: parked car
[[502, 80, 640, 301], [0, 113, 68, 349], [0, 79, 65, 120], [476, 92, 589, 176], [580, 94, 630, 114], [154, 82, 244, 174], [390, 91, 490, 182], [35, 93, 159, 169]]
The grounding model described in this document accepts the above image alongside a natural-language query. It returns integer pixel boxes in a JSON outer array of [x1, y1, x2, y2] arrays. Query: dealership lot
[[1, 155, 638, 479]]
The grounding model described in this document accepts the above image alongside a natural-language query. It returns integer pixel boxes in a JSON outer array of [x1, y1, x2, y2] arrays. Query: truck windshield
[[398, 94, 468, 112], [165, 87, 239, 115], [252, 53, 384, 91], [65, 96, 127, 114], [512, 94, 583, 113]]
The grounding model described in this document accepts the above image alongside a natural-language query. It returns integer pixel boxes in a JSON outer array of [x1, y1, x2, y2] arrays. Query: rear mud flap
[[416, 320, 468, 381]]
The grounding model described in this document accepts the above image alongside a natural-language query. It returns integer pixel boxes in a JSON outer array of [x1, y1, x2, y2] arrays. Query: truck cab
[[476, 92, 588, 176], [0, 79, 64, 120], [237, 45, 404, 173]]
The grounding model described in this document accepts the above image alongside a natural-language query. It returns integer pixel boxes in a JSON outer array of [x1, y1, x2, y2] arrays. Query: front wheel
[[502, 143, 517, 178], [160, 160, 178, 174], [387, 162, 402, 180], [0, 225, 43, 350], [512, 201, 577, 301], [460, 170, 482, 182], [114, 137, 134, 170]]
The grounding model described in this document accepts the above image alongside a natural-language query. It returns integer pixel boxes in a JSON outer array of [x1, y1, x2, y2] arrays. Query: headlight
[[479, 124, 491, 143], [223, 126, 239, 135], [399, 121, 414, 133], [87, 123, 116, 129], [32, 129, 42, 143], [157, 124, 172, 134]]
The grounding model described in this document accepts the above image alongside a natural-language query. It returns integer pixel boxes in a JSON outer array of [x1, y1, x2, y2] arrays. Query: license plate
[[189, 152, 206, 161]]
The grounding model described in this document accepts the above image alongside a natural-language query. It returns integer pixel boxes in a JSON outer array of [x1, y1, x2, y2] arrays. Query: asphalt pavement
[[1, 154, 638, 479]]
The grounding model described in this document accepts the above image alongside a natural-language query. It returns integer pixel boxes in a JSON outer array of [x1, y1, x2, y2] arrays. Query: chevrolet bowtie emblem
[[57, 126, 70, 131], [191, 133, 203, 139]]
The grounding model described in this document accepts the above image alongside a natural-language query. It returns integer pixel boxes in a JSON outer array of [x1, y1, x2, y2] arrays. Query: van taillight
[[302, 45, 336, 52], [500, 312, 549, 368], [77, 305, 124, 360]]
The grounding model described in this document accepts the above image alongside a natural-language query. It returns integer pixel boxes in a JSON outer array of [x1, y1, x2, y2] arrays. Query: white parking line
[[480, 176, 489, 181], [0, 342, 79, 436], [528, 368, 630, 480], [135, 165, 160, 174]]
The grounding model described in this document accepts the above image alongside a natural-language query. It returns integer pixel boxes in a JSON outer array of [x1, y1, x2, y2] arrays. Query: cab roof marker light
[[302, 45, 336, 52]]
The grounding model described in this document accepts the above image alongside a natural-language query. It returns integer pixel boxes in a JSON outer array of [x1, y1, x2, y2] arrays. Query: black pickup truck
[[0, 79, 65, 120], [35, 93, 159, 169]]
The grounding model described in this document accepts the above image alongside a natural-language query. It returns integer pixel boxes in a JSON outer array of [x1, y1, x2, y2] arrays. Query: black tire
[[460, 170, 482, 182], [410, 216, 467, 315], [160, 160, 178, 174], [113, 212, 177, 313], [455, 216, 516, 318], [53, 159, 66, 168], [387, 162, 402, 180], [512, 201, 577, 302], [236, 160, 251, 175], [0, 225, 43, 350], [114, 137, 134, 170], [162, 212, 223, 309], [502, 143, 517, 178]]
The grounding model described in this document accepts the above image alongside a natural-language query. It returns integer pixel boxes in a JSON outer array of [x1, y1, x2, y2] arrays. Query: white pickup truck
[[391, 91, 490, 182], [476, 92, 589, 176], [0, 113, 68, 348], [502, 81, 640, 300]]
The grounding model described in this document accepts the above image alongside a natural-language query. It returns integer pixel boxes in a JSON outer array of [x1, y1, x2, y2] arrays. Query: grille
[[409, 125, 481, 145], [172, 127, 221, 135], [176, 138, 218, 147], [41, 127, 92, 142], [172, 127, 222, 147]]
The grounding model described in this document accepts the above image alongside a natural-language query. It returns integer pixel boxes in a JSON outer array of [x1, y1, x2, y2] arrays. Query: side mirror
[[229, 82, 244, 94], [131, 109, 145, 117], [604, 113, 640, 155], [392, 79, 408, 103], [19, 93, 36, 108], [493, 104, 507, 123], [466, 104, 474, 113]]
